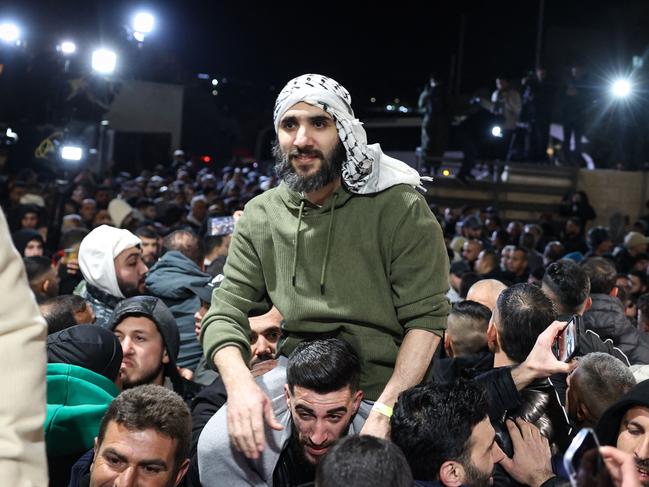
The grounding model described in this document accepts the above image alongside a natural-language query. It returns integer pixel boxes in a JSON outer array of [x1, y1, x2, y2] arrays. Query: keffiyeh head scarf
[[273, 74, 430, 195]]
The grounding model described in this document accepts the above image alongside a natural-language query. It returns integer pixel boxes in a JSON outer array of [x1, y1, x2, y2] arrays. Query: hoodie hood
[[11, 229, 44, 256], [107, 295, 180, 371], [78, 225, 141, 299], [596, 379, 649, 446], [45, 363, 119, 457], [145, 250, 212, 300], [47, 325, 123, 382]]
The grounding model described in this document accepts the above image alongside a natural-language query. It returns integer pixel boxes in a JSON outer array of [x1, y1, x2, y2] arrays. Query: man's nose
[[114, 466, 136, 487], [310, 421, 329, 446], [294, 125, 313, 148], [254, 336, 272, 357]]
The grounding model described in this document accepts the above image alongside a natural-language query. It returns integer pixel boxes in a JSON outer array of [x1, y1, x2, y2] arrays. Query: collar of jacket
[[86, 283, 122, 308], [279, 181, 354, 213]]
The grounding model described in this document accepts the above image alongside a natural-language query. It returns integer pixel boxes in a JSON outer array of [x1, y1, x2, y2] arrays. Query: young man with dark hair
[[198, 338, 367, 486], [70, 385, 192, 487], [134, 225, 160, 267], [23, 255, 59, 303], [582, 257, 649, 364], [391, 381, 556, 487], [445, 300, 491, 358], [40, 294, 95, 334], [315, 435, 413, 487], [504, 247, 529, 284], [146, 229, 211, 370]]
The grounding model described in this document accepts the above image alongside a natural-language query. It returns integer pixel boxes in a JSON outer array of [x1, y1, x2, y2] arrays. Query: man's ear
[[162, 349, 170, 365], [610, 286, 619, 298], [284, 383, 291, 408], [584, 296, 593, 312], [444, 332, 454, 358], [351, 389, 364, 414], [41, 278, 50, 294], [174, 458, 190, 487], [487, 321, 499, 352], [439, 460, 464, 487]]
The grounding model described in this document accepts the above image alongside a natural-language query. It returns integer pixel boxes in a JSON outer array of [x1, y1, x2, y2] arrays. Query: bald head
[[466, 279, 507, 311]]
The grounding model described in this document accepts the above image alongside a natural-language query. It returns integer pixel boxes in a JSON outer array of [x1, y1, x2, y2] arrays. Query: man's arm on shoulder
[[362, 194, 449, 438]]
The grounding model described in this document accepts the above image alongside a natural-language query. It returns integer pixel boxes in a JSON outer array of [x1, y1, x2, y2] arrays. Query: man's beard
[[289, 418, 350, 466], [118, 276, 146, 298], [636, 457, 649, 487], [272, 139, 346, 193], [121, 362, 165, 389], [462, 459, 494, 487]]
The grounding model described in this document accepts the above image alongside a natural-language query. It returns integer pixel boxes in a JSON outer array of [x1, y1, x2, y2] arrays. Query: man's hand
[[359, 409, 391, 439], [66, 258, 79, 276], [227, 376, 283, 459], [600, 446, 642, 487], [499, 418, 554, 487], [177, 366, 193, 381], [511, 320, 577, 391]]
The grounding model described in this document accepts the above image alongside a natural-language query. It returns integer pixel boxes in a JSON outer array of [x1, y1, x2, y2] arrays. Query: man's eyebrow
[[326, 406, 348, 415], [295, 404, 315, 415], [102, 447, 127, 462], [138, 458, 169, 469], [309, 115, 332, 123], [625, 419, 646, 431]]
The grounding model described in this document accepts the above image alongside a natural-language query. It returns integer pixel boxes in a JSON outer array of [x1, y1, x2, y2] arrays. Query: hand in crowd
[[512, 320, 577, 390], [66, 258, 79, 276], [227, 375, 283, 459], [499, 418, 554, 487], [600, 446, 643, 487], [177, 366, 193, 381], [359, 409, 391, 439]]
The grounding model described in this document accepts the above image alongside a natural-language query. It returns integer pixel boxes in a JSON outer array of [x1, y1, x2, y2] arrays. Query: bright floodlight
[[60, 41, 76, 55], [611, 79, 632, 98], [0, 23, 20, 43], [61, 146, 83, 161], [91, 49, 117, 74], [133, 12, 154, 34], [491, 125, 503, 138], [133, 31, 145, 42]]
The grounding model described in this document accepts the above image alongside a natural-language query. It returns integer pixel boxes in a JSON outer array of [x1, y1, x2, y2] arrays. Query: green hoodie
[[45, 363, 119, 457], [201, 182, 450, 400]]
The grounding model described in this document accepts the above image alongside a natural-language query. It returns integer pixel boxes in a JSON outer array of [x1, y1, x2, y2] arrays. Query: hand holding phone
[[564, 428, 613, 487], [553, 315, 580, 362]]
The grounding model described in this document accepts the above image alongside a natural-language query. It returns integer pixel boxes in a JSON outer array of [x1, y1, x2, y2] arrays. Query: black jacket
[[583, 294, 649, 364]]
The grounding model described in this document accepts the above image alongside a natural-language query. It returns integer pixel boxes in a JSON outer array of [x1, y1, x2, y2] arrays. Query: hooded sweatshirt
[[76, 225, 141, 326], [201, 182, 450, 401], [596, 379, 649, 446], [145, 251, 212, 370]]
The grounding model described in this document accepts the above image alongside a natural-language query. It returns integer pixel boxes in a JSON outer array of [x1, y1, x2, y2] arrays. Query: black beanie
[[47, 325, 123, 382]]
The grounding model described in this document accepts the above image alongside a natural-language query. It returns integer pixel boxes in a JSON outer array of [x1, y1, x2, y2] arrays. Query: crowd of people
[[2, 73, 649, 487]]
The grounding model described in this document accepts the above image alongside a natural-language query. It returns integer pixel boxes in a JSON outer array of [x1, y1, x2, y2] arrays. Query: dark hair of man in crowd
[[59, 228, 90, 251], [581, 257, 617, 294], [134, 225, 159, 240], [518, 232, 536, 250], [315, 435, 413, 487], [390, 380, 489, 481], [543, 241, 565, 264], [287, 338, 360, 395], [162, 229, 205, 267], [542, 260, 591, 314], [447, 300, 491, 356], [496, 283, 557, 363], [459, 272, 482, 299], [41, 294, 88, 334], [24, 255, 52, 282], [204, 235, 225, 254], [97, 385, 191, 471]]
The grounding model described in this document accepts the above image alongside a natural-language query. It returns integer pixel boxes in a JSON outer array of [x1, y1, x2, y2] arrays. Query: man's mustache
[[289, 147, 324, 159]]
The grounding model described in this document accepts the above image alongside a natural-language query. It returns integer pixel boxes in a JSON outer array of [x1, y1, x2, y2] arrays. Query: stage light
[[611, 78, 632, 98], [491, 125, 503, 138], [133, 31, 145, 42], [442, 169, 450, 177], [133, 12, 154, 34], [61, 145, 83, 161], [91, 48, 117, 74], [0, 23, 20, 44], [202, 155, 211, 163], [211, 78, 219, 86], [59, 41, 76, 55]]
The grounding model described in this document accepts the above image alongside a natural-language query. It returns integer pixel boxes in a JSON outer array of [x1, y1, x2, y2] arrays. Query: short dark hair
[[163, 229, 205, 266], [542, 260, 591, 314], [134, 225, 159, 240], [629, 270, 648, 290], [496, 283, 557, 363], [447, 300, 491, 356], [23, 256, 52, 282], [97, 385, 191, 471], [316, 435, 413, 487], [203, 235, 225, 254], [581, 257, 617, 294], [41, 294, 90, 334], [391, 381, 489, 481], [544, 241, 565, 264], [287, 338, 360, 394], [59, 228, 89, 250]]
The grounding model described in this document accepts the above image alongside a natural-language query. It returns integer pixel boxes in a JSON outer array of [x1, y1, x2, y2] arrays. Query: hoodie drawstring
[[320, 193, 337, 295], [291, 201, 305, 287]]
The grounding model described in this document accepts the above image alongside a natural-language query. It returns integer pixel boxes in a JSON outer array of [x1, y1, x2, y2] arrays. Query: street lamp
[[91, 48, 117, 74], [61, 145, 83, 162], [59, 41, 76, 55]]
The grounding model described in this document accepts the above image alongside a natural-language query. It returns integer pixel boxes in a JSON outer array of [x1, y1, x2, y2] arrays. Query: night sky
[[8, 0, 649, 101]]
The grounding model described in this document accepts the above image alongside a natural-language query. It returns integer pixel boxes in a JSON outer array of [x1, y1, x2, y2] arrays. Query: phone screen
[[553, 316, 578, 362], [564, 428, 613, 487], [208, 216, 235, 237]]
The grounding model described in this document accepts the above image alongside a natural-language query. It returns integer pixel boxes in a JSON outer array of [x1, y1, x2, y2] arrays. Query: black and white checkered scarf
[[273, 74, 428, 195]]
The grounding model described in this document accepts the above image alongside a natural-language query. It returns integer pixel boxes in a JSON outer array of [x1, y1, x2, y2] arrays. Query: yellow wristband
[[371, 401, 394, 418]]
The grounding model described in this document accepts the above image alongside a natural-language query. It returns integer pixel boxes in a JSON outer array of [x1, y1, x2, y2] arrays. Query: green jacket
[[201, 182, 449, 400], [45, 363, 119, 457]]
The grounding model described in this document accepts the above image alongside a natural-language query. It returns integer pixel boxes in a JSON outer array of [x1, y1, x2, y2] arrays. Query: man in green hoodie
[[200, 74, 450, 460]]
